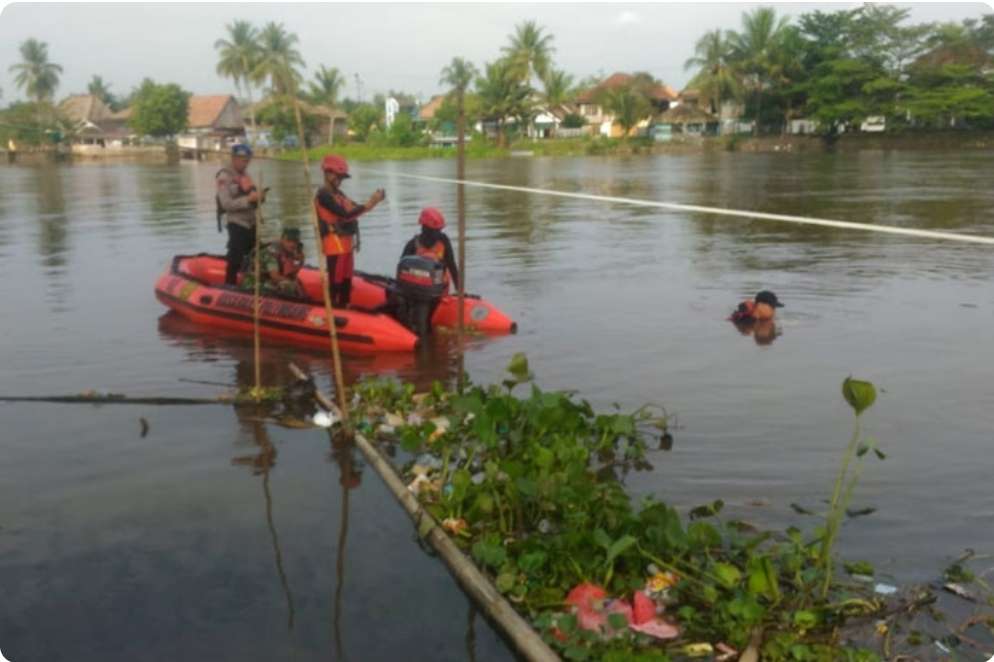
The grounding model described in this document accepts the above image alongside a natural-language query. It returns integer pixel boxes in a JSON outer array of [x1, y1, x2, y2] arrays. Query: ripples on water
[[1, 152, 993, 660]]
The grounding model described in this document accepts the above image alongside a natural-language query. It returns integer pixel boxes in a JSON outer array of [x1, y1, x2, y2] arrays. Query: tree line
[[4, 6, 994, 148], [684, 6, 994, 135]]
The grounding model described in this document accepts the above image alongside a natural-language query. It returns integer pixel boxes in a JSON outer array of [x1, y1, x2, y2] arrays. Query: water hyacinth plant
[[347, 358, 983, 660]]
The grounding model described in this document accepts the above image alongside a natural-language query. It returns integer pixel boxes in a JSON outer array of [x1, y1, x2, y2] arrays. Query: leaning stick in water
[[0, 394, 234, 405], [287, 363, 558, 662], [252, 173, 265, 399], [290, 90, 350, 421]]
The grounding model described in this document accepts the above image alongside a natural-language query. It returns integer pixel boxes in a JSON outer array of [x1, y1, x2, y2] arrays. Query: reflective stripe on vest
[[315, 188, 357, 256]]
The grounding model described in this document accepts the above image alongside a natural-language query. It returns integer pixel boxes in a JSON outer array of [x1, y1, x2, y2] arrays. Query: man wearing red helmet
[[314, 154, 385, 307], [400, 207, 460, 289]]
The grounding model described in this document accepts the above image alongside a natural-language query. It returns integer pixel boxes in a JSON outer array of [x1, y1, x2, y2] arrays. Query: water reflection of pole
[[262, 463, 296, 631], [465, 600, 477, 662], [238, 414, 296, 631], [330, 429, 356, 661]]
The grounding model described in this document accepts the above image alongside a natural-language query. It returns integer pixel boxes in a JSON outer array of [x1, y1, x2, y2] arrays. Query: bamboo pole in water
[[252, 174, 265, 399], [456, 90, 467, 393], [289, 92, 350, 420], [456, 90, 467, 337], [287, 363, 559, 662]]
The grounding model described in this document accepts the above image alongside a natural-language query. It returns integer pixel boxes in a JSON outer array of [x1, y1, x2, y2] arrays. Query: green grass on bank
[[279, 136, 666, 164]]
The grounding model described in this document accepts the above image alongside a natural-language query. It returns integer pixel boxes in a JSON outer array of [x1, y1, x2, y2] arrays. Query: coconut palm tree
[[476, 59, 532, 147], [684, 29, 740, 130], [598, 83, 652, 141], [727, 7, 790, 134], [541, 68, 575, 109], [86, 75, 115, 108], [215, 20, 260, 134], [253, 22, 305, 98], [502, 21, 555, 83], [308, 65, 345, 144], [9, 38, 62, 104]]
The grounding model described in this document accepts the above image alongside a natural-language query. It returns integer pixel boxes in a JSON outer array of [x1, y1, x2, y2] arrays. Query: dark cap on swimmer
[[755, 290, 784, 308]]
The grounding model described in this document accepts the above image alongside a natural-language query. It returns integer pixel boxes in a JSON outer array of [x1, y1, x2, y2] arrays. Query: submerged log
[[287, 363, 559, 662]]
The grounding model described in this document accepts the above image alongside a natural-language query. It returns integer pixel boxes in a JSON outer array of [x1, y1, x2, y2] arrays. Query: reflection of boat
[[154, 255, 516, 353]]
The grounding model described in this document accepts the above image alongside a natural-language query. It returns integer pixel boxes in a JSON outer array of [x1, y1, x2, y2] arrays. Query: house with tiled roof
[[575, 72, 678, 138], [177, 95, 245, 153], [58, 94, 137, 152]]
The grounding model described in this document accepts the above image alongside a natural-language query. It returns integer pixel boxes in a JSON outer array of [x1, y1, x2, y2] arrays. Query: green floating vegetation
[[349, 355, 992, 660]]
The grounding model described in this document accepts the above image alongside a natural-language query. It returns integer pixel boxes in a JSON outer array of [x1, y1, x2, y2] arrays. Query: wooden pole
[[289, 90, 350, 420], [456, 90, 467, 336], [288, 363, 559, 662], [456, 91, 468, 393], [252, 173, 265, 399]]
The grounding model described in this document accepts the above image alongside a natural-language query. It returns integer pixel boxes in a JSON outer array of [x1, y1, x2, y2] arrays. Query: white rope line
[[359, 168, 994, 246]]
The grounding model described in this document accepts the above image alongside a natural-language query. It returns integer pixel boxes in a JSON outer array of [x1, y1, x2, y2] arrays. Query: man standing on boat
[[314, 155, 385, 308], [217, 144, 266, 285]]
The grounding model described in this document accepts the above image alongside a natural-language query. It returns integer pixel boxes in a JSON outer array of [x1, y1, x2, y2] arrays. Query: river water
[[1, 151, 993, 661]]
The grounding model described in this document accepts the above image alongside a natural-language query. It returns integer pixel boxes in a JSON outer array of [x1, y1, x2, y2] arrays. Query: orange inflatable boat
[[154, 255, 516, 353]]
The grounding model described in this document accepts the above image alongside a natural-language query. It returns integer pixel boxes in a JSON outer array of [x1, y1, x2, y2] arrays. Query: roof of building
[[656, 103, 717, 125], [418, 95, 446, 121], [576, 73, 679, 104], [59, 94, 113, 124], [186, 95, 241, 128]]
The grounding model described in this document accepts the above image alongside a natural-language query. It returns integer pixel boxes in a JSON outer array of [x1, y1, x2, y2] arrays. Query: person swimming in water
[[730, 291, 783, 345], [730, 290, 783, 323]]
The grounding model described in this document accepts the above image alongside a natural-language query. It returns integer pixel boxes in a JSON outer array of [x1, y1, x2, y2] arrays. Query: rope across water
[[357, 169, 994, 246]]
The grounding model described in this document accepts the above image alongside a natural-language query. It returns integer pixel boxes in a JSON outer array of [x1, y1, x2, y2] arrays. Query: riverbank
[[276, 130, 994, 164]]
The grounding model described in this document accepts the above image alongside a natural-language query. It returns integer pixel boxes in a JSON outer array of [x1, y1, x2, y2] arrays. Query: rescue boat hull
[[154, 255, 419, 353]]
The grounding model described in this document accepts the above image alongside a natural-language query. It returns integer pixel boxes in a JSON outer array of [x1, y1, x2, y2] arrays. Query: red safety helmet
[[321, 154, 350, 178], [418, 207, 446, 230]]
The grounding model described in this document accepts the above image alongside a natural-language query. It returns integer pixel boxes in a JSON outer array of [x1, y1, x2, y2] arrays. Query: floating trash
[[312, 410, 337, 428], [873, 582, 898, 595]]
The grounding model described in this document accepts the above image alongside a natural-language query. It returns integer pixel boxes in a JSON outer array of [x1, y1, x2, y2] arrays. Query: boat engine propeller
[[394, 255, 447, 337]]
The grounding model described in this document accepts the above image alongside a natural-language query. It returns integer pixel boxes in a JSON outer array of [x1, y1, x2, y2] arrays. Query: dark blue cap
[[232, 143, 253, 157]]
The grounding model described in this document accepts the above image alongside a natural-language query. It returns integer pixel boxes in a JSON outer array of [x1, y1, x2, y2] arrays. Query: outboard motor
[[395, 255, 447, 337]]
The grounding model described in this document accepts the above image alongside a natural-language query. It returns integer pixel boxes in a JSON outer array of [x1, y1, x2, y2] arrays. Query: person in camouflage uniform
[[241, 228, 306, 299]]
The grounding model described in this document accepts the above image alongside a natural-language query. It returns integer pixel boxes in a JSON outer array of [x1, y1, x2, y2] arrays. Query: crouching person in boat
[[314, 155, 385, 308], [217, 143, 266, 285], [240, 228, 305, 298], [400, 207, 460, 291]]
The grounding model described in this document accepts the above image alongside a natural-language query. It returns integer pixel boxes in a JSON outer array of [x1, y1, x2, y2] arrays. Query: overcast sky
[[0, 2, 990, 105]]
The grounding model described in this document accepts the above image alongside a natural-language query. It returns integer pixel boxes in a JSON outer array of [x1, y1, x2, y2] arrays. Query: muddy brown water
[[1, 151, 993, 661]]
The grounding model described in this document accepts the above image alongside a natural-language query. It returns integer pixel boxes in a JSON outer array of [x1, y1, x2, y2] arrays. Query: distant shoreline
[[4, 130, 993, 166]]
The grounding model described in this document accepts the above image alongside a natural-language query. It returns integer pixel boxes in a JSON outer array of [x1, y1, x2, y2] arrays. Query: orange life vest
[[730, 299, 774, 322], [315, 187, 359, 256], [415, 236, 449, 285]]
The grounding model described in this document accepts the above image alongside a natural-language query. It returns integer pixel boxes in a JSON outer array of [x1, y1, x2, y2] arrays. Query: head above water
[[754, 290, 784, 308]]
